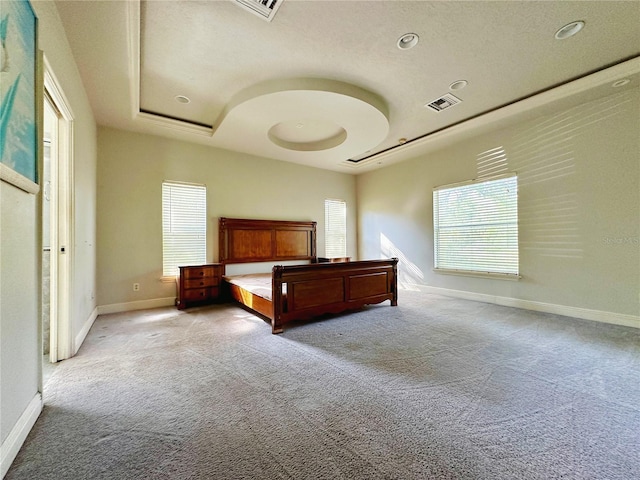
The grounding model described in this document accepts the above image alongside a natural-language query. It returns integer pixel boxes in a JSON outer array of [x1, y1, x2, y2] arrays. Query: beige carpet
[[7, 290, 640, 479]]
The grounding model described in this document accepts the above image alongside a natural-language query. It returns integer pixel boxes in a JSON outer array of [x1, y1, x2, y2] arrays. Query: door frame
[[43, 55, 74, 363]]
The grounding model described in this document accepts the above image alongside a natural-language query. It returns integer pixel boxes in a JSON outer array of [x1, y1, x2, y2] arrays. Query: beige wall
[[357, 88, 640, 318], [0, 184, 40, 445], [1, 0, 97, 459], [97, 127, 357, 307]]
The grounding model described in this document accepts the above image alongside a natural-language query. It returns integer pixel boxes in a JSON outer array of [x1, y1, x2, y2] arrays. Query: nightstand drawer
[[183, 266, 218, 279], [182, 287, 219, 302], [184, 277, 218, 289]]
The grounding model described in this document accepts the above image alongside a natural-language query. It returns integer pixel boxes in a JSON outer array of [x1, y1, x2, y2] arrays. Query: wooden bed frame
[[219, 217, 398, 334]]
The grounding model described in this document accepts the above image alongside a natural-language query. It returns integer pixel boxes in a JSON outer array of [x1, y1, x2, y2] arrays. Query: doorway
[[42, 94, 56, 384], [42, 57, 73, 387]]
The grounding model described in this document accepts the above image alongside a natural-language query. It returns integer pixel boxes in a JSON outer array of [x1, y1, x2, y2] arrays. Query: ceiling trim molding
[[136, 112, 214, 137], [126, 1, 214, 137], [345, 56, 640, 171]]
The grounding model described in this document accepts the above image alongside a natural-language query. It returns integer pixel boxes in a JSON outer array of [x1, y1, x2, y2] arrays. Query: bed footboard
[[271, 258, 398, 334]]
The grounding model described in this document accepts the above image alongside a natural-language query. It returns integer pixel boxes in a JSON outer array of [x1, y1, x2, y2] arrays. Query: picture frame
[[1, 0, 39, 194]]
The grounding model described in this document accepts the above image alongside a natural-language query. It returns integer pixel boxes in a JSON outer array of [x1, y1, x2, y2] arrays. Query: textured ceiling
[[55, 0, 640, 173]]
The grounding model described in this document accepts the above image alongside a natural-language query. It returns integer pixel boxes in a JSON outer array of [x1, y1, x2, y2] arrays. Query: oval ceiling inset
[[268, 119, 348, 151], [212, 78, 389, 163]]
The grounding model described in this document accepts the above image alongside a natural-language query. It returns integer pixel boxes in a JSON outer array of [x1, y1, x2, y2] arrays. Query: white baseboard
[[97, 297, 176, 316], [412, 285, 640, 329], [1, 394, 42, 478], [74, 307, 98, 355]]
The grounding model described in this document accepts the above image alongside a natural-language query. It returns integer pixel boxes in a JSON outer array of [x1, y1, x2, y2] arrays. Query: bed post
[[391, 257, 399, 306], [219, 217, 227, 273], [272, 265, 284, 334], [310, 222, 317, 262]]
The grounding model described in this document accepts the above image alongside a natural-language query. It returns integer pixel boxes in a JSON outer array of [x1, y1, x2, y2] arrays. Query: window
[[325, 199, 346, 258], [433, 174, 519, 277], [162, 181, 206, 276]]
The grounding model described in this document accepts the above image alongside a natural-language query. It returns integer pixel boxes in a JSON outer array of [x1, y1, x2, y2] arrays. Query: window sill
[[433, 268, 521, 281], [161, 275, 177, 283]]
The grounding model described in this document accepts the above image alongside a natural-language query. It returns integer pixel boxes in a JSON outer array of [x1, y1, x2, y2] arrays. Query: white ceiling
[[55, 0, 640, 174]]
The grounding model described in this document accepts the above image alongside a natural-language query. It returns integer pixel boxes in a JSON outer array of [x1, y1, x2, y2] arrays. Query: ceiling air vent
[[233, 0, 283, 22], [425, 93, 462, 112]]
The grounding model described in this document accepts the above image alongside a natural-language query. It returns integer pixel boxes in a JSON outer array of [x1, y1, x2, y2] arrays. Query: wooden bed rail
[[271, 258, 398, 334]]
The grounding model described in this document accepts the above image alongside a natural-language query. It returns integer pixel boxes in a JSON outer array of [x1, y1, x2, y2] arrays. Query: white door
[[43, 58, 73, 364]]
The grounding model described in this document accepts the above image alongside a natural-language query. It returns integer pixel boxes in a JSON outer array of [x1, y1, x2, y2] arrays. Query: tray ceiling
[[56, 0, 640, 173]]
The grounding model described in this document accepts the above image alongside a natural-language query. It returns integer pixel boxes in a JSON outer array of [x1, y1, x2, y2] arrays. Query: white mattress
[[223, 273, 286, 302]]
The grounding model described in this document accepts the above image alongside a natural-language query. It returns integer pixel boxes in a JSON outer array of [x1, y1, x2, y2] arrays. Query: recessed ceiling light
[[612, 79, 630, 88], [555, 21, 585, 40], [175, 95, 191, 104], [397, 33, 419, 50], [449, 80, 468, 91]]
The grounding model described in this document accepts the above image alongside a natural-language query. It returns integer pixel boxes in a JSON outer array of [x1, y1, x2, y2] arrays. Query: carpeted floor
[[7, 290, 640, 479]]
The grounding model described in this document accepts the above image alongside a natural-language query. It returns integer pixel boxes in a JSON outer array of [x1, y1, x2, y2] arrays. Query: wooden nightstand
[[177, 264, 222, 309]]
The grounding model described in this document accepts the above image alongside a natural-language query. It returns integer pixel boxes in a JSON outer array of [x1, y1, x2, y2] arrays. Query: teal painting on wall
[[0, 0, 37, 185]]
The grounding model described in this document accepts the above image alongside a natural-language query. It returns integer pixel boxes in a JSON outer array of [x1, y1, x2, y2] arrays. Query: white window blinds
[[162, 181, 206, 276], [433, 174, 519, 276], [325, 199, 346, 258]]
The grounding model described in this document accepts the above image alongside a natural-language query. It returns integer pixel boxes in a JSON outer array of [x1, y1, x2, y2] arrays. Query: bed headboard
[[219, 217, 317, 266]]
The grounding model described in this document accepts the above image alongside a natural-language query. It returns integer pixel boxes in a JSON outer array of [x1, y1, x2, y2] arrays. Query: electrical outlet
[[133, 283, 140, 291]]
